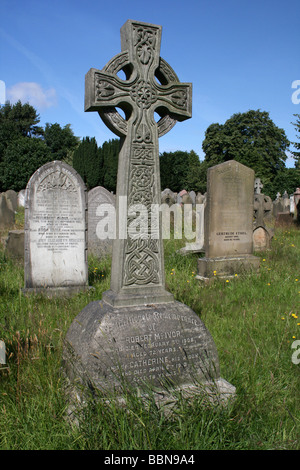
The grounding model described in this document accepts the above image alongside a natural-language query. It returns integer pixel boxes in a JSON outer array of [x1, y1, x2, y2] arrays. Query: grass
[[0, 209, 299, 450]]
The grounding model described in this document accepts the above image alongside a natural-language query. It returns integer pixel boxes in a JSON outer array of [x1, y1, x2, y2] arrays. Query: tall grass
[[0, 210, 299, 450]]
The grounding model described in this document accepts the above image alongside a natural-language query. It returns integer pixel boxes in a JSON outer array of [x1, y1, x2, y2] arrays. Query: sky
[[1, 0, 299, 168]]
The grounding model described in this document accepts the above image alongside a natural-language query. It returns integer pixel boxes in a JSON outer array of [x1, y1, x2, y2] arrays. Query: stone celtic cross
[[85, 20, 192, 307]]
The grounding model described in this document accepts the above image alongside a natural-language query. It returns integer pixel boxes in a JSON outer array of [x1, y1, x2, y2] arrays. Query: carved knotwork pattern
[[133, 25, 157, 66], [85, 21, 192, 290], [124, 238, 159, 285], [124, 142, 160, 286]]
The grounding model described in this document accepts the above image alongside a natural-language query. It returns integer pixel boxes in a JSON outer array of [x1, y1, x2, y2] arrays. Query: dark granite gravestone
[[63, 20, 235, 409]]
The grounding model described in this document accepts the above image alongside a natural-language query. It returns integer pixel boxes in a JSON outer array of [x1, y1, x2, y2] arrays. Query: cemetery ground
[[0, 208, 299, 450]]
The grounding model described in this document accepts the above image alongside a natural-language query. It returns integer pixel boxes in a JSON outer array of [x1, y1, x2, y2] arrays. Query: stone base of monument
[[22, 285, 93, 298], [62, 299, 235, 415], [196, 255, 260, 281], [178, 242, 205, 256]]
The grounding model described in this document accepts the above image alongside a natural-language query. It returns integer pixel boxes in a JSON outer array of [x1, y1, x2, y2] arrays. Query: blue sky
[[1, 0, 299, 168]]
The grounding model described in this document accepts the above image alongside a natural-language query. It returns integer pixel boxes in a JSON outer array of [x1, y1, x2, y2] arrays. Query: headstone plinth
[[63, 20, 235, 410], [63, 299, 235, 409], [196, 160, 260, 281]]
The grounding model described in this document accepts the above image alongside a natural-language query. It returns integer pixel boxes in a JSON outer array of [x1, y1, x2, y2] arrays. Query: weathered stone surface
[[17, 190, 26, 208], [0, 194, 15, 229], [161, 188, 176, 207], [63, 20, 235, 408], [88, 186, 115, 257], [253, 193, 274, 251], [23, 161, 89, 296], [253, 227, 270, 251], [63, 300, 235, 404], [197, 160, 260, 280], [5, 230, 24, 259], [5, 190, 18, 212]]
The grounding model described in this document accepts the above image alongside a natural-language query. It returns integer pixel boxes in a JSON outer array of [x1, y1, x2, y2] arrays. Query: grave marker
[[197, 160, 260, 280], [63, 20, 235, 408], [23, 161, 89, 296], [88, 186, 116, 257]]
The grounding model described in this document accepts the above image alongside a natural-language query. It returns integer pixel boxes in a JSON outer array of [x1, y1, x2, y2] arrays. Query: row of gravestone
[[19, 158, 273, 290]]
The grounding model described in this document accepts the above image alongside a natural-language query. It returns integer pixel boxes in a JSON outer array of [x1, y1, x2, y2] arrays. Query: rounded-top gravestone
[[23, 161, 89, 296]]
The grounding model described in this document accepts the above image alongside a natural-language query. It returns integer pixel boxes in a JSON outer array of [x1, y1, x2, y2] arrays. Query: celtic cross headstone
[[63, 20, 235, 409], [85, 19, 192, 306]]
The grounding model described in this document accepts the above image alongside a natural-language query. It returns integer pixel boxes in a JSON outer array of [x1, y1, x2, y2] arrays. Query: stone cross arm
[[85, 20, 192, 139]]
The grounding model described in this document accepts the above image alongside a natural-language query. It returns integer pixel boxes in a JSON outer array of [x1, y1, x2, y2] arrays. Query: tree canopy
[[0, 101, 79, 192], [159, 150, 202, 192], [202, 109, 290, 186], [72, 137, 119, 192]]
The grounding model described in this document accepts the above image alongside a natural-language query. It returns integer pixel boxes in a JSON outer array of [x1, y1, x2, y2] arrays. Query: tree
[[0, 101, 44, 168], [160, 151, 189, 191], [159, 150, 203, 192], [291, 113, 300, 169], [100, 138, 119, 192], [265, 167, 300, 200], [44, 122, 80, 164], [0, 137, 52, 191], [184, 150, 202, 192], [202, 110, 290, 189], [73, 137, 102, 190]]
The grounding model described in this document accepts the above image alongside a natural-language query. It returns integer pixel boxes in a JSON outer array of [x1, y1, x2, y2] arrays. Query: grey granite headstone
[[197, 160, 260, 280], [0, 194, 15, 229], [88, 186, 116, 257], [23, 161, 89, 297], [17, 190, 26, 208], [63, 20, 235, 410], [161, 188, 176, 207], [253, 193, 274, 251], [254, 177, 263, 194], [5, 190, 18, 212], [5, 230, 24, 259]]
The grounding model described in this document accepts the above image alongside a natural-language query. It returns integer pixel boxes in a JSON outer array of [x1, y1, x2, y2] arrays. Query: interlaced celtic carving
[[85, 20, 192, 294], [124, 238, 159, 285]]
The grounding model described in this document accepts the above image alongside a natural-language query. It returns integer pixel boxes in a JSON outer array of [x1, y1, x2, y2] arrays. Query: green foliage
[[202, 110, 290, 192], [0, 137, 52, 191], [44, 123, 79, 164], [159, 150, 203, 192], [100, 139, 119, 192], [0, 101, 80, 192], [263, 167, 300, 200], [0, 216, 299, 450], [73, 136, 101, 189], [73, 137, 119, 192], [0, 100, 44, 140]]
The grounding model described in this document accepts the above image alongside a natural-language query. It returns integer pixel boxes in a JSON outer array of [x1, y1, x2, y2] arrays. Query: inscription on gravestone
[[24, 161, 89, 295], [197, 160, 260, 279], [63, 21, 235, 407]]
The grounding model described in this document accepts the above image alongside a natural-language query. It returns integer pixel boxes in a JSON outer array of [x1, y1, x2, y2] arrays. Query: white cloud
[[7, 82, 57, 109]]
